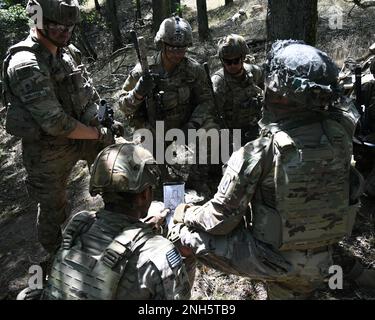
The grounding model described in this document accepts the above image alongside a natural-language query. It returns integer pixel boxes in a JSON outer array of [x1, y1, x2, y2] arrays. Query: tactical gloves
[[134, 73, 156, 98]]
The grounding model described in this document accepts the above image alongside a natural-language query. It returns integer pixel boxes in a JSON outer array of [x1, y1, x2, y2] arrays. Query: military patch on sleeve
[[227, 150, 245, 173], [166, 247, 182, 269], [21, 89, 47, 102], [219, 171, 233, 195]]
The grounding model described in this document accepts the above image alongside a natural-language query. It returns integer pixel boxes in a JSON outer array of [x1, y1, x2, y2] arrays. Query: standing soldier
[[2, 0, 122, 257], [169, 41, 375, 299], [119, 16, 216, 195], [18, 143, 191, 300], [212, 34, 264, 145]]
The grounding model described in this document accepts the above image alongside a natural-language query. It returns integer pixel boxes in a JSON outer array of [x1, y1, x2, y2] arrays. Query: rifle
[[203, 62, 228, 129], [130, 30, 149, 77], [98, 99, 121, 137], [130, 30, 165, 120]]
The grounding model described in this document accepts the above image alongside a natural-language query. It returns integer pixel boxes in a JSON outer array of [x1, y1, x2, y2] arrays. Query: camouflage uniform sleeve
[[132, 236, 191, 300], [118, 63, 143, 116], [189, 63, 216, 127], [7, 51, 78, 136], [211, 73, 226, 119], [184, 137, 270, 234], [250, 64, 265, 87]]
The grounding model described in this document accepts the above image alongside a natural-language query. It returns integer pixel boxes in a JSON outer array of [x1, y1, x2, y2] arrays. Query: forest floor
[[0, 0, 374, 300]]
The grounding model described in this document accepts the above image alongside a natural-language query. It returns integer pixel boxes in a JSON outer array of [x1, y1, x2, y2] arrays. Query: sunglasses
[[46, 23, 75, 33], [165, 44, 187, 53], [222, 57, 242, 65]]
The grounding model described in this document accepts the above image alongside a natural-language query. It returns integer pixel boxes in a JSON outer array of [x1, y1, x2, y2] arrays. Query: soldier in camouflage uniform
[[169, 41, 370, 299], [212, 34, 264, 145], [19, 143, 191, 300], [2, 0, 122, 255], [119, 16, 216, 195]]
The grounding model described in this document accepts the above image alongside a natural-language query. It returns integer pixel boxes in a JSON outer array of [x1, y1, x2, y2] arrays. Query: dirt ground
[[0, 0, 374, 300]]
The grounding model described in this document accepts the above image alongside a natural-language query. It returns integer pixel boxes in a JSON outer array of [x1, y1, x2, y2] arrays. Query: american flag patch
[[166, 248, 182, 269]]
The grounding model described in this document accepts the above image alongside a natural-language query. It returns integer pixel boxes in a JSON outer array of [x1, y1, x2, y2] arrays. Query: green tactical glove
[[134, 73, 156, 98]]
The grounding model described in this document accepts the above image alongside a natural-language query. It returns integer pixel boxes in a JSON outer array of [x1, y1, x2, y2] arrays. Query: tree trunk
[[75, 24, 98, 61], [266, 0, 317, 47], [94, 0, 101, 11], [152, 0, 171, 34], [106, 0, 123, 52], [135, 0, 141, 19], [225, 0, 233, 5], [196, 0, 209, 41]]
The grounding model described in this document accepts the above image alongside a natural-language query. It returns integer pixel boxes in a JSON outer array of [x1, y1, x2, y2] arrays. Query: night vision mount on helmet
[[154, 16, 193, 49]]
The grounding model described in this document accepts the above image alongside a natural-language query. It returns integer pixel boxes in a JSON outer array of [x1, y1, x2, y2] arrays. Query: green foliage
[[1, 0, 25, 7], [0, 3, 28, 23], [81, 9, 99, 24], [81, 9, 105, 29], [175, 4, 188, 17], [0, 4, 29, 61]]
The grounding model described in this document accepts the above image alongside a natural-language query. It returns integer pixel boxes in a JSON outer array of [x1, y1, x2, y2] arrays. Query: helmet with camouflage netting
[[265, 40, 341, 109], [218, 34, 250, 59], [89, 143, 160, 196], [26, 0, 81, 26], [154, 16, 193, 49]]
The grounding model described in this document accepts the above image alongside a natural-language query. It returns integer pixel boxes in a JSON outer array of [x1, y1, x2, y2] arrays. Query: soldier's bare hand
[[142, 208, 170, 231]]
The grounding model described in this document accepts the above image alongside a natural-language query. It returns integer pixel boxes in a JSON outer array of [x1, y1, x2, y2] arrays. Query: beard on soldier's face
[[47, 29, 73, 47]]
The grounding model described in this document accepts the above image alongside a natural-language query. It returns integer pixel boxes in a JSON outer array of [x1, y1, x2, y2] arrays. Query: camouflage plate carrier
[[2, 36, 97, 141], [213, 63, 263, 130], [252, 118, 357, 251], [42, 211, 155, 300]]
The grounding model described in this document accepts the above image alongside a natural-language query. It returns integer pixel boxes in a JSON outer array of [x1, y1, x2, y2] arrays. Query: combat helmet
[[154, 16, 193, 49], [89, 143, 160, 196], [265, 40, 341, 109], [218, 34, 250, 59], [26, 0, 81, 26]]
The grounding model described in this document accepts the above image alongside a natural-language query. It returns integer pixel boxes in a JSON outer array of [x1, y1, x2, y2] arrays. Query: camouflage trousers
[[22, 138, 104, 254], [266, 249, 333, 299], [179, 224, 333, 300]]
